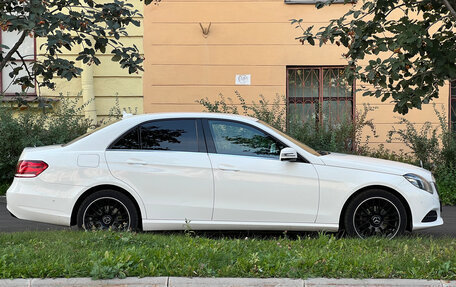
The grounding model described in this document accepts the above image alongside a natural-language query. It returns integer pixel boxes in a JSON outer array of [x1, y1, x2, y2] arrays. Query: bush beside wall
[[0, 95, 123, 194]]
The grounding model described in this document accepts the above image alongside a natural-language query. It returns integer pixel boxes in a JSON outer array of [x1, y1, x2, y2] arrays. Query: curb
[[0, 196, 5, 204], [0, 277, 455, 287]]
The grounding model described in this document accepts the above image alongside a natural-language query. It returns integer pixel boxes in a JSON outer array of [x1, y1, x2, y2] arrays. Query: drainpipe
[[81, 58, 97, 124]]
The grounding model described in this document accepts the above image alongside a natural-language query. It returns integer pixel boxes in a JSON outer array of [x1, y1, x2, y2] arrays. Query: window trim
[[202, 118, 308, 162], [0, 31, 38, 96], [107, 118, 206, 153], [286, 65, 356, 128]]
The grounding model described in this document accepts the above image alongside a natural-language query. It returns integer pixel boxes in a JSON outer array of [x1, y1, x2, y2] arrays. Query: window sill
[[1, 95, 39, 102], [0, 96, 59, 109], [284, 0, 348, 3], [1, 95, 59, 102]]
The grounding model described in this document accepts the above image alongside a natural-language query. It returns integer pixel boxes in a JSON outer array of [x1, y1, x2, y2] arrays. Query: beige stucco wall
[[36, 0, 144, 120], [143, 0, 450, 151]]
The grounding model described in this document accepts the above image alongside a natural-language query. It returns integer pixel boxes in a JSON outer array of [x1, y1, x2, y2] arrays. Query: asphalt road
[[1, 196, 456, 237]]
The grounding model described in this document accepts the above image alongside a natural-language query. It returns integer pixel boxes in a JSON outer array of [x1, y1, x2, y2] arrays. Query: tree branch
[[0, 30, 28, 71], [15, 50, 34, 83], [441, 0, 456, 19]]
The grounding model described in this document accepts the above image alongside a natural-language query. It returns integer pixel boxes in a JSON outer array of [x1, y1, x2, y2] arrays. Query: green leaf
[[111, 54, 122, 62]]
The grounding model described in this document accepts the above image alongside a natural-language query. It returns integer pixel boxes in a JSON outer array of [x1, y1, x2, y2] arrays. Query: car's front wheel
[[344, 189, 407, 239], [77, 190, 139, 231]]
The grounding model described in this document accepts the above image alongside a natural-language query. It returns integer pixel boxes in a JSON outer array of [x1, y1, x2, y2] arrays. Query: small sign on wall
[[236, 74, 251, 85]]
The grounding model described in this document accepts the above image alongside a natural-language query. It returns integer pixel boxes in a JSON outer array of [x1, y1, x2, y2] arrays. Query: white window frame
[[0, 31, 37, 96]]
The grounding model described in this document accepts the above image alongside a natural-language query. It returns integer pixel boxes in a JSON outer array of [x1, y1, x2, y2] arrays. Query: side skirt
[[142, 220, 339, 232]]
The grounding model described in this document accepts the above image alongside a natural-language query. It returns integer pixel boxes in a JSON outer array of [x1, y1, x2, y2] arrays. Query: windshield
[[63, 120, 120, 146], [258, 120, 321, 157]]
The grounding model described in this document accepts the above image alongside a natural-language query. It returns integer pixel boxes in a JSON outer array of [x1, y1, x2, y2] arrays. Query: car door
[[204, 119, 319, 223], [105, 118, 214, 221]]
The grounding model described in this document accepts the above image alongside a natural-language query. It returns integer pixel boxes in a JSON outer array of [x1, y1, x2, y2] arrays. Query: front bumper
[[398, 179, 444, 231]]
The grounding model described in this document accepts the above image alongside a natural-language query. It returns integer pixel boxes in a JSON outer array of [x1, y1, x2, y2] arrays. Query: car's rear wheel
[[344, 189, 407, 239], [77, 190, 139, 231]]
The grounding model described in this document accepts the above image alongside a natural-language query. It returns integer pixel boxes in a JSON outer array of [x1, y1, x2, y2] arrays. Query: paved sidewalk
[[0, 277, 455, 287]]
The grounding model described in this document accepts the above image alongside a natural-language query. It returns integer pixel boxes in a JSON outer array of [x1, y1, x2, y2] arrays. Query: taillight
[[15, 160, 48, 178]]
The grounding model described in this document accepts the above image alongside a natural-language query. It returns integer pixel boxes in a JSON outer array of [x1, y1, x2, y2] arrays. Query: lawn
[[0, 231, 455, 280]]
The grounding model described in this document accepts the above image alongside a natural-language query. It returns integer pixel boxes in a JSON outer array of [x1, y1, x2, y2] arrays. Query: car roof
[[121, 112, 259, 123], [64, 112, 260, 151]]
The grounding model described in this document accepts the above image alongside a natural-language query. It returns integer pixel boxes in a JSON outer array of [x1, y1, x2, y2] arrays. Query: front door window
[[207, 120, 285, 159]]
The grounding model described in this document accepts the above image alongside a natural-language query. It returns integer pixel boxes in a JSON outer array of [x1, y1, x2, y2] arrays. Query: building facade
[[1, 0, 453, 151], [0, 0, 145, 122], [142, 0, 453, 151]]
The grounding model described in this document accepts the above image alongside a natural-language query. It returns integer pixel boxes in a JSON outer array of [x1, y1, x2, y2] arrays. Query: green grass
[[0, 231, 456, 280]]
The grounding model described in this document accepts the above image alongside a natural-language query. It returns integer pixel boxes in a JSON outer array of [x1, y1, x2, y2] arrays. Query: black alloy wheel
[[77, 190, 139, 231], [344, 189, 407, 239]]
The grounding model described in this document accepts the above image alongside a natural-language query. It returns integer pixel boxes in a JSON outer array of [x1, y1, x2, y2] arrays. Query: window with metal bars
[[451, 80, 456, 131], [286, 66, 354, 128], [0, 31, 36, 96]]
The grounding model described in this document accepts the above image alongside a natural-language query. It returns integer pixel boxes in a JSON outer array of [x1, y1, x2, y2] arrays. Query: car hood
[[319, 153, 432, 180]]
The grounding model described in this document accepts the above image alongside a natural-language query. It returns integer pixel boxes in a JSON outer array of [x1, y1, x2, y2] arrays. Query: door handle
[[218, 165, 240, 172], [126, 159, 147, 165]]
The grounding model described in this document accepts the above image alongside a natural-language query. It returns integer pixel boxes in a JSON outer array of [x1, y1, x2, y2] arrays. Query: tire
[[77, 189, 139, 231], [344, 189, 407, 239]]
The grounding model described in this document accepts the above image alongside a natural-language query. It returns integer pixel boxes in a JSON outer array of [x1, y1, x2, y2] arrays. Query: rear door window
[[140, 119, 199, 152], [110, 119, 201, 152]]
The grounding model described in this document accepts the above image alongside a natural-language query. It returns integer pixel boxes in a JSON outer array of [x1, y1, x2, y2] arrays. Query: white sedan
[[7, 113, 443, 238]]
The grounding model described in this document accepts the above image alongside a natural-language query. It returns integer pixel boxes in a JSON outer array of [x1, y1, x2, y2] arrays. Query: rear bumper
[[6, 179, 81, 226]]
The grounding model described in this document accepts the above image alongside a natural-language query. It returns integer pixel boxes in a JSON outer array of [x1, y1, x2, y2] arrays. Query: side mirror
[[280, 147, 298, 162]]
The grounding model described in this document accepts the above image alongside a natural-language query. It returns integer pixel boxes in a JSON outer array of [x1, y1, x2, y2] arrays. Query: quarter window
[[208, 120, 285, 159], [287, 67, 354, 127], [111, 127, 140, 150]]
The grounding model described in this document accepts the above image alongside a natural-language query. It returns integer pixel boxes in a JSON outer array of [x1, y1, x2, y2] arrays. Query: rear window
[[63, 120, 120, 147]]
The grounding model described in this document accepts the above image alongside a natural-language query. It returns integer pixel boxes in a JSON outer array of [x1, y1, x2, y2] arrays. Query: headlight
[[404, 173, 433, 194]]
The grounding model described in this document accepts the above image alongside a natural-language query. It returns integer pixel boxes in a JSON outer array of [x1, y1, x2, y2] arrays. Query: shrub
[[0, 94, 126, 189], [196, 91, 286, 131], [436, 166, 456, 205], [435, 108, 456, 170], [387, 118, 440, 170], [360, 144, 417, 166], [388, 105, 456, 170], [0, 183, 8, 196], [387, 106, 456, 203], [197, 92, 376, 154], [288, 104, 377, 154]]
